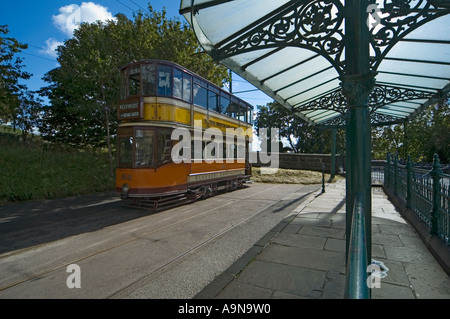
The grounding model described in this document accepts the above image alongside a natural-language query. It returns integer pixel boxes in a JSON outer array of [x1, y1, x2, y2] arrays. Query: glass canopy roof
[[180, 0, 450, 127]]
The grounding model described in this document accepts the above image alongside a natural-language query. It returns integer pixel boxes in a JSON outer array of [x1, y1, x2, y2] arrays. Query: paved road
[[0, 183, 319, 298]]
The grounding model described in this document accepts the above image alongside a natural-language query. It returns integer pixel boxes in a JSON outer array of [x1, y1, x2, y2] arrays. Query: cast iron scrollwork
[[370, 112, 403, 124], [369, 0, 450, 70], [292, 88, 347, 114], [211, 0, 346, 74], [316, 110, 404, 127], [368, 84, 437, 111]]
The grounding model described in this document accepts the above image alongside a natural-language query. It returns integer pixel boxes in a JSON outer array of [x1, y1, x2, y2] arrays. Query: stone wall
[[250, 152, 346, 173]]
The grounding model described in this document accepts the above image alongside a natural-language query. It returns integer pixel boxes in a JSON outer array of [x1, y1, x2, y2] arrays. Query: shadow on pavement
[[0, 192, 150, 255]]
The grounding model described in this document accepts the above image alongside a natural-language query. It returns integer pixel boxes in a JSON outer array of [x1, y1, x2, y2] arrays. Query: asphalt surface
[[0, 182, 320, 298]]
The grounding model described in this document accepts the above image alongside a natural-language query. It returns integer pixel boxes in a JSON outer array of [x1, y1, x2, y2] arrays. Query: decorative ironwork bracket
[[368, 84, 438, 111], [209, 0, 347, 74], [316, 111, 405, 128], [292, 88, 347, 114], [369, 0, 450, 70], [292, 83, 436, 114]]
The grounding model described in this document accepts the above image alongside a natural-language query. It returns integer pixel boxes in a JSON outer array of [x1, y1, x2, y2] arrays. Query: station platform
[[195, 178, 450, 299]]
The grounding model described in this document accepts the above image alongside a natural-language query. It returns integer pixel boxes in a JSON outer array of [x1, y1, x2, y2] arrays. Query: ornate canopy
[[180, 0, 449, 127]]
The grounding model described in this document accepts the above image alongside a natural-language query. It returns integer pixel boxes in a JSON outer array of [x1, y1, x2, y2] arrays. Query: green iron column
[[342, 0, 374, 271], [331, 128, 336, 180]]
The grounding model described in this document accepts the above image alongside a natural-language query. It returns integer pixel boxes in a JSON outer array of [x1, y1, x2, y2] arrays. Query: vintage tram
[[116, 60, 253, 209]]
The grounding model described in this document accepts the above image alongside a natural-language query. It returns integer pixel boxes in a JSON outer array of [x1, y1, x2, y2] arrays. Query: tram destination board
[[118, 98, 143, 120]]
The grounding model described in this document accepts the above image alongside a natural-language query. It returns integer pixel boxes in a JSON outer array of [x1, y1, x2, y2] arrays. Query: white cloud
[[52, 2, 116, 36], [40, 38, 64, 58]]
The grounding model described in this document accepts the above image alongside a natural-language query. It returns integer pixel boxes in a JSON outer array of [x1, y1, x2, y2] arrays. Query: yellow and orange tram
[[116, 60, 253, 209]]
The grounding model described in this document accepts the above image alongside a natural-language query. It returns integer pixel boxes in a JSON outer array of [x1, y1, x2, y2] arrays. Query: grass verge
[[0, 129, 114, 203], [251, 166, 340, 184]]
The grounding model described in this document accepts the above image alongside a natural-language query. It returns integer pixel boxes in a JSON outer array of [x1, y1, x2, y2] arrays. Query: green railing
[[383, 153, 449, 245], [344, 193, 370, 299]]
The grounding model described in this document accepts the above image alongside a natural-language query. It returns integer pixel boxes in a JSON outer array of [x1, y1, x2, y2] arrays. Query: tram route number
[[178, 303, 271, 316]]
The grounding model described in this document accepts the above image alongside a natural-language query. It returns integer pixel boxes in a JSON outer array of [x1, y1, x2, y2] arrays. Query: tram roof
[[179, 1, 450, 127]]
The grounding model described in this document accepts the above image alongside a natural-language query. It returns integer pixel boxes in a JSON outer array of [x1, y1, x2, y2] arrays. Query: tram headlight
[[122, 183, 130, 194]]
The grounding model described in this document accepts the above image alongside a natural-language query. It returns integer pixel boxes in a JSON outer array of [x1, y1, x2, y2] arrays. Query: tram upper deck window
[[142, 63, 156, 96], [238, 103, 247, 122], [183, 73, 192, 103], [158, 65, 172, 96], [208, 90, 218, 112], [194, 79, 208, 109], [219, 96, 230, 115], [128, 67, 141, 96], [226, 102, 238, 118], [174, 68, 192, 102], [173, 68, 183, 100]]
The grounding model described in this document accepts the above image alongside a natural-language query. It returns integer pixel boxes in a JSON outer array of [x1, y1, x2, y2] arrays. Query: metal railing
[[345, 193, 370, 299], [373, 153, 449, 245]]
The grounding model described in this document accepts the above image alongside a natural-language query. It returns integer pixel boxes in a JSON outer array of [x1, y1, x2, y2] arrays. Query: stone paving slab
[[196, 178, 450, 299]]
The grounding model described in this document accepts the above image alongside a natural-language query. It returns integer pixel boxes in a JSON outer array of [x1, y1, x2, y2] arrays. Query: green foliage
[[257, 99, 448, 163], [0, 128, 114, 203], [372, 99, 449, 163], [0, 25, 40, 138], [254, 102, 345, 153], [0, 25, 30, 121], [39, 6, 229, 150]]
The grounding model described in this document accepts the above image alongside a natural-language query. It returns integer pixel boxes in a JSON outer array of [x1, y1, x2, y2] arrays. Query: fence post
[[406, 155, 412, 209], [322, 163, 326, 193], [385, 153, 390, 188], [394, 153, 398, 196], [430, 153, 442, 237]]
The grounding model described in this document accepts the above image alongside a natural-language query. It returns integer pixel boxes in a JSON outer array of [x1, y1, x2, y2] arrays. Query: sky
[[1, 0, 273, 107]]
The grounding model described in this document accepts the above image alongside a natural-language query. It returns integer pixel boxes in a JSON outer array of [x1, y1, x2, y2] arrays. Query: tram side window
[[238, 105, 247, 122], [219, 96, 230, 115], [158, 129, 173, 165], [142, 63, 156, 96], [173, 68, 183, 100], [226, 102, 238, 119], [208, 91, 218, 112], [183, 73, 192, 103], [158, 65, 172, 96], [193, 83, 207, 108], [135, 129, 154, 167], [129, 67, 141, 96]]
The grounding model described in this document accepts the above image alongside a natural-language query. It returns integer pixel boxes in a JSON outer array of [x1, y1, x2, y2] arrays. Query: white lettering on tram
[[171, 120, 279, 171]]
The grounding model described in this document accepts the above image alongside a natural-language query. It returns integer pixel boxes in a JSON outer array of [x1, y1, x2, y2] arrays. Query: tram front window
[[118, 136, 133, 168], [135, 129, 154, 167], [129, 67, 141, 96]]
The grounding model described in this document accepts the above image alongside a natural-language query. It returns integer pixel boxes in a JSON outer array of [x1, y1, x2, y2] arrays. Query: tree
[[0, 25, 42, 140], [0, 25, 31, 124], [371, 99, 449, 163], [254, 101, 345, 154], [40, 7, 230, 176]]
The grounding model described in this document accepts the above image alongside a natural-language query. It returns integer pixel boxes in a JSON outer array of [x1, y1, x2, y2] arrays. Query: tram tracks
[[0, 184, 284, 297]]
